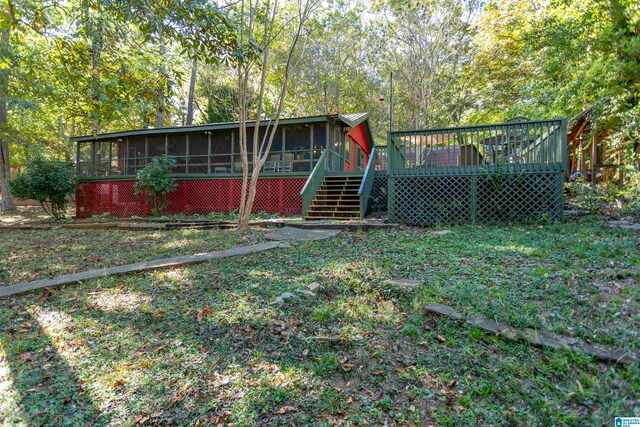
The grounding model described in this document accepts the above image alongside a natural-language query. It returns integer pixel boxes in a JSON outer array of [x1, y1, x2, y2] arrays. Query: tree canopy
[[0, 0, 637, 165]]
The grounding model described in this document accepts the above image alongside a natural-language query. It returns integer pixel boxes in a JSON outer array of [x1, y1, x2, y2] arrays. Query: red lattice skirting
[[76, 178, 306, 218]]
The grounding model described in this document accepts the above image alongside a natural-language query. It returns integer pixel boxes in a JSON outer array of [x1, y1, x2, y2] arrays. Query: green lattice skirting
[[387, 172, 563, 226]]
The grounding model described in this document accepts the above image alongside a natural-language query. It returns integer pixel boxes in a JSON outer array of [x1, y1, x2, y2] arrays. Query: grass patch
[[0, 217, 638, 425]]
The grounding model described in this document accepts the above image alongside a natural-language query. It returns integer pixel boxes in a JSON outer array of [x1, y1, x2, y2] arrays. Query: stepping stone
[[270, 297, 285, 305], [307, 282, 321, 292], [430, 230, 451, 236], [265, 226, 341, 242], [466, 315, 510, 334], [424, 302, 639, 365], [607, 221, 640, 231], [389, 278, 421, 290], [280, 292, 295, 300], [577, 341, 638, 364], [296, 289, 316, 297], [425, 303, 464, 320], [520, 329, 577, 350]]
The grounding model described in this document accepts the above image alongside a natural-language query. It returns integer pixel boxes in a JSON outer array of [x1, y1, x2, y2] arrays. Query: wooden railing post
[[300, 150, 327, 218], [358, 146, 377, 218]]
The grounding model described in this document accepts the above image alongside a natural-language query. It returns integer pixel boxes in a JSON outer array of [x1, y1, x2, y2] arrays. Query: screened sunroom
[[72, 114, 375, 218], [74, 115, 370, 177]]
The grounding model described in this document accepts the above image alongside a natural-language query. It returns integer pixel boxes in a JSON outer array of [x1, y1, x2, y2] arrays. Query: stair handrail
[[300, 150, 328, 218], [358, 146, 377, 218]]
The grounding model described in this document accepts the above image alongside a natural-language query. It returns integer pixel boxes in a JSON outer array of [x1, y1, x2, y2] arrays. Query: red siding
[[347, 123, 370, 155], [76, 178, 306, 218]]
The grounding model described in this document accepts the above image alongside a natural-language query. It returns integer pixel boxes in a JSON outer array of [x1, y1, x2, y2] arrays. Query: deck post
[[470, 175, 477, 223]]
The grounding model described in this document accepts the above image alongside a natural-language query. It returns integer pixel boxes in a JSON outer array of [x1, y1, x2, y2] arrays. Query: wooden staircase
[[305, 175, 363, 220]]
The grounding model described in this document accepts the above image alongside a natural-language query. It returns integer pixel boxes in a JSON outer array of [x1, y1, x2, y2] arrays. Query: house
[[567, 107, 621, 183], [72, 113, 375, 218], [73, 115, 566, 225]]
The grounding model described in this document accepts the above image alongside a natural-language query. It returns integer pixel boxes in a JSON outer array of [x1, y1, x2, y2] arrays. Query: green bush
[[9, 158, 77, 218], [565, 168, 640, 217], [618, 166, 640, 217], [133, 156, 177, 216], [565, 180, 614, 213]]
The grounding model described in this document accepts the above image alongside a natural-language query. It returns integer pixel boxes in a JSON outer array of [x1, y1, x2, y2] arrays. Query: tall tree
[[185, 58, 197, 125], [0, 20, 13, 212], [234, 0, 320, 228]]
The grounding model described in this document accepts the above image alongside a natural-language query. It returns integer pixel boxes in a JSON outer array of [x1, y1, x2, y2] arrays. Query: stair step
[[307, 211, 360, 215], [308, 206, 360, 215], [309, 203, 360, 209], [305, 216, 360, 221]]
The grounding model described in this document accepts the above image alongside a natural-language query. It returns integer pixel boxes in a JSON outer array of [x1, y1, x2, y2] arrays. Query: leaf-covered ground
[[0, 217, 638, 426], [0, 228, 266, 285]]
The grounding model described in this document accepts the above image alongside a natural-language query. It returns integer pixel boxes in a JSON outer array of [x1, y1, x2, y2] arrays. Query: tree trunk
[[156, 44, 166, 128], [90, 17, 102, 136], [186, 58, 197, 125], [236, 0, 317, 228], [0, 26, 14, 212]]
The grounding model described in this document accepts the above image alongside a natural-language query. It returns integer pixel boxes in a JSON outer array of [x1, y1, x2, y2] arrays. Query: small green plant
[[565, 180, 614, 213], [90, 212, 111, 220], [134, 156, 177, 216], [9, 158, 77, 218]]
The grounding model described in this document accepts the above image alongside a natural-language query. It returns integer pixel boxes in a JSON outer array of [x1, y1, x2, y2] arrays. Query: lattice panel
[[476, 173, 563, 222], [76, 178, 306, 218], [369, 173, 388, 212], [388, 172, 563, 225], [390, 176, 473, 226]]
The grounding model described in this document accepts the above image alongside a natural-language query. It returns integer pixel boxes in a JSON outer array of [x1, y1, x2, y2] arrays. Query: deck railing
[[358, 146, 377, 217], [374, 145, 387, 172], [300, 150, 328, 217], [388, 119, 567, 176]]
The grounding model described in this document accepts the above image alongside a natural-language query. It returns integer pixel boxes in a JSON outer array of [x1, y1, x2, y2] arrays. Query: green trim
[[78, 172, 310, 182], [391, 118, 566, 136], [300, 151, 328, 217], [358, 146, 377, 218]]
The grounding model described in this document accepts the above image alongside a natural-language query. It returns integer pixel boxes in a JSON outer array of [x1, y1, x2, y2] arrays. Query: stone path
[[1, 226, 342, 298], [426, 303, 639, 365], [265, 226, 341, 242], [0, 242, 287, 298], [607, 220, 640, 231]]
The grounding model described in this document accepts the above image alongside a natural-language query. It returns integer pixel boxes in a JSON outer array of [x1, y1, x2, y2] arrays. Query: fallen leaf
[[277, 406, 297, 415], [20, 352, 34, 362], [197, 304, 215, 322], [210, 411, 232, 424], [409, 404, 416, 412], [437, 335, 446, 343], [452, 405, 464, 414], [134, 414, 150, 425]]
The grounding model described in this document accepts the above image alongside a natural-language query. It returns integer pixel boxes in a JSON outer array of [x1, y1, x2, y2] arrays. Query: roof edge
[[71, 114, 333, 142], [337, 112, 369, 128]]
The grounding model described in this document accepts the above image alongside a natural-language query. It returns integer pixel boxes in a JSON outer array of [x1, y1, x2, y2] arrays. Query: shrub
[[134, 156, 177, 216], [564, 180, 614, 213], [9, 158, 77, 218]]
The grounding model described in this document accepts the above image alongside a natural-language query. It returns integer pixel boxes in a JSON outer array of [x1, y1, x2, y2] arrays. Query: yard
[[0, 217, 638, 425]]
